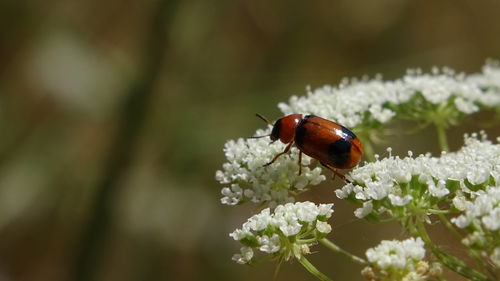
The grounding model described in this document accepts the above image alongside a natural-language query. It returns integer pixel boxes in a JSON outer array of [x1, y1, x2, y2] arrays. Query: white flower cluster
[[451, 184, 500, 231], [230, 201, 334, 264], [279, 62, 500, 128], [366, 237, 426, 270], [362, 238, 437, 281], [217, 128, 325, 206], [336, 134, 500, 219], [467, 61, 500, 92]]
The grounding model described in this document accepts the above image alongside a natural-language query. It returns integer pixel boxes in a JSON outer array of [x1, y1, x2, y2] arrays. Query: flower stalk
[[298, 256, 333, 281], [434, 121, 450, 152], [414, 218, 490, 281], [319, 238, 367, 265], [359, 135, 376, 162]]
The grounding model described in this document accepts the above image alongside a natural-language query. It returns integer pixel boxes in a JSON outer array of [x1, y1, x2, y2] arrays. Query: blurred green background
[[1, 0, 500, 281]]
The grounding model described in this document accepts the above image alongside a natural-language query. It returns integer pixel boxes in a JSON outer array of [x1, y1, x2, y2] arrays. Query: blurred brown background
[[1, 0, 499, 281]]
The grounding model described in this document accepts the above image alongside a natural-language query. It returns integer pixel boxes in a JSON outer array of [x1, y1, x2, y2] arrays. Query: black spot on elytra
[[304, 114, 316, 119], [295, 122, 308, 147], [329, 139, 351, 166], [341, 126, 357, 139], [271, 119, 281, 141]]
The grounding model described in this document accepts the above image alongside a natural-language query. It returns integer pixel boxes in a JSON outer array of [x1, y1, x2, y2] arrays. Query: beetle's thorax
[[271, 114, 303, 143]]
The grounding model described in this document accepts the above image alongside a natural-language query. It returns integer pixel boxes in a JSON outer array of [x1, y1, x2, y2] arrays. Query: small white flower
[[467, 168, 491, 186], [229, 227, 252, 241], [452, 195, 467, 211], [392, 167, 412, 184], [389, 194, 413, 206], [454, 97, 479, 114], [294, 201, 320, 222], [451, 215, 471, 229], [278, 218, 302, 237], [354, 201, 373, 218], [451, 185, 500, 231], [316, 221, 332, 233], [335, 183, 353, 199], [318, 203, 335, 217], [259, 234, 281, 253], [245, 208, 272, 231], [232, 247, 254, 264], [369, 104, 396, 123], [427, 180, 449, 198]]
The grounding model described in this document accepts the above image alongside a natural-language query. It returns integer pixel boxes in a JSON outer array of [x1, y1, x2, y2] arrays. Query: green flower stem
[[428, 209, 452, 214], [298, 238, 318, 244], [414, 219, 490, 281], [319, 238, 367, 265], [436, 213, 461, 239], [298, 255, 333, 281], [361, 138, 376, 162], [437, 214, 491, 277], [434, 122, 449, 152]]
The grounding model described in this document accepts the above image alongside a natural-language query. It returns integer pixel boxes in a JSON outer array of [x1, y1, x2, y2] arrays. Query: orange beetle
[[254, 114, 363, 182]]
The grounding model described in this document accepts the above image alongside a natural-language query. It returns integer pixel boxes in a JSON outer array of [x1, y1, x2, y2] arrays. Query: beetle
[[252, 114, 363, 182]]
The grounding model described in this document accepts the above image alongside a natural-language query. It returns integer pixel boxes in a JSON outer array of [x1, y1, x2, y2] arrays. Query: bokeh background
[[1, 0, 500, 281]]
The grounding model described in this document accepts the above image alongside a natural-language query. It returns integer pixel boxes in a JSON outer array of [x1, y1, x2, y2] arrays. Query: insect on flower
[[251, 114, 363, 182]]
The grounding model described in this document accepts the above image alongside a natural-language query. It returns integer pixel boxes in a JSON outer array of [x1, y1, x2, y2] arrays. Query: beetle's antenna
[[248, 113, 273, 139], [255, 113, 273, 126], [248, 134, 270, 139]]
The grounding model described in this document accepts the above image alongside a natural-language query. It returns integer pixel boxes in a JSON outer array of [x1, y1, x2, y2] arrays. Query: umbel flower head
[[336, 133, 500, 221], [362, 237, 441, 281], [230, 201, 334, 264], [279, 62, 500, 129]]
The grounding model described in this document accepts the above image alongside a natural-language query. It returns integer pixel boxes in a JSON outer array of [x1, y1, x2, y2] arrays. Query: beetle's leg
[[320, 162, 351, 184], [264, 142, 293, 167], [298, 151, 303, 176]]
